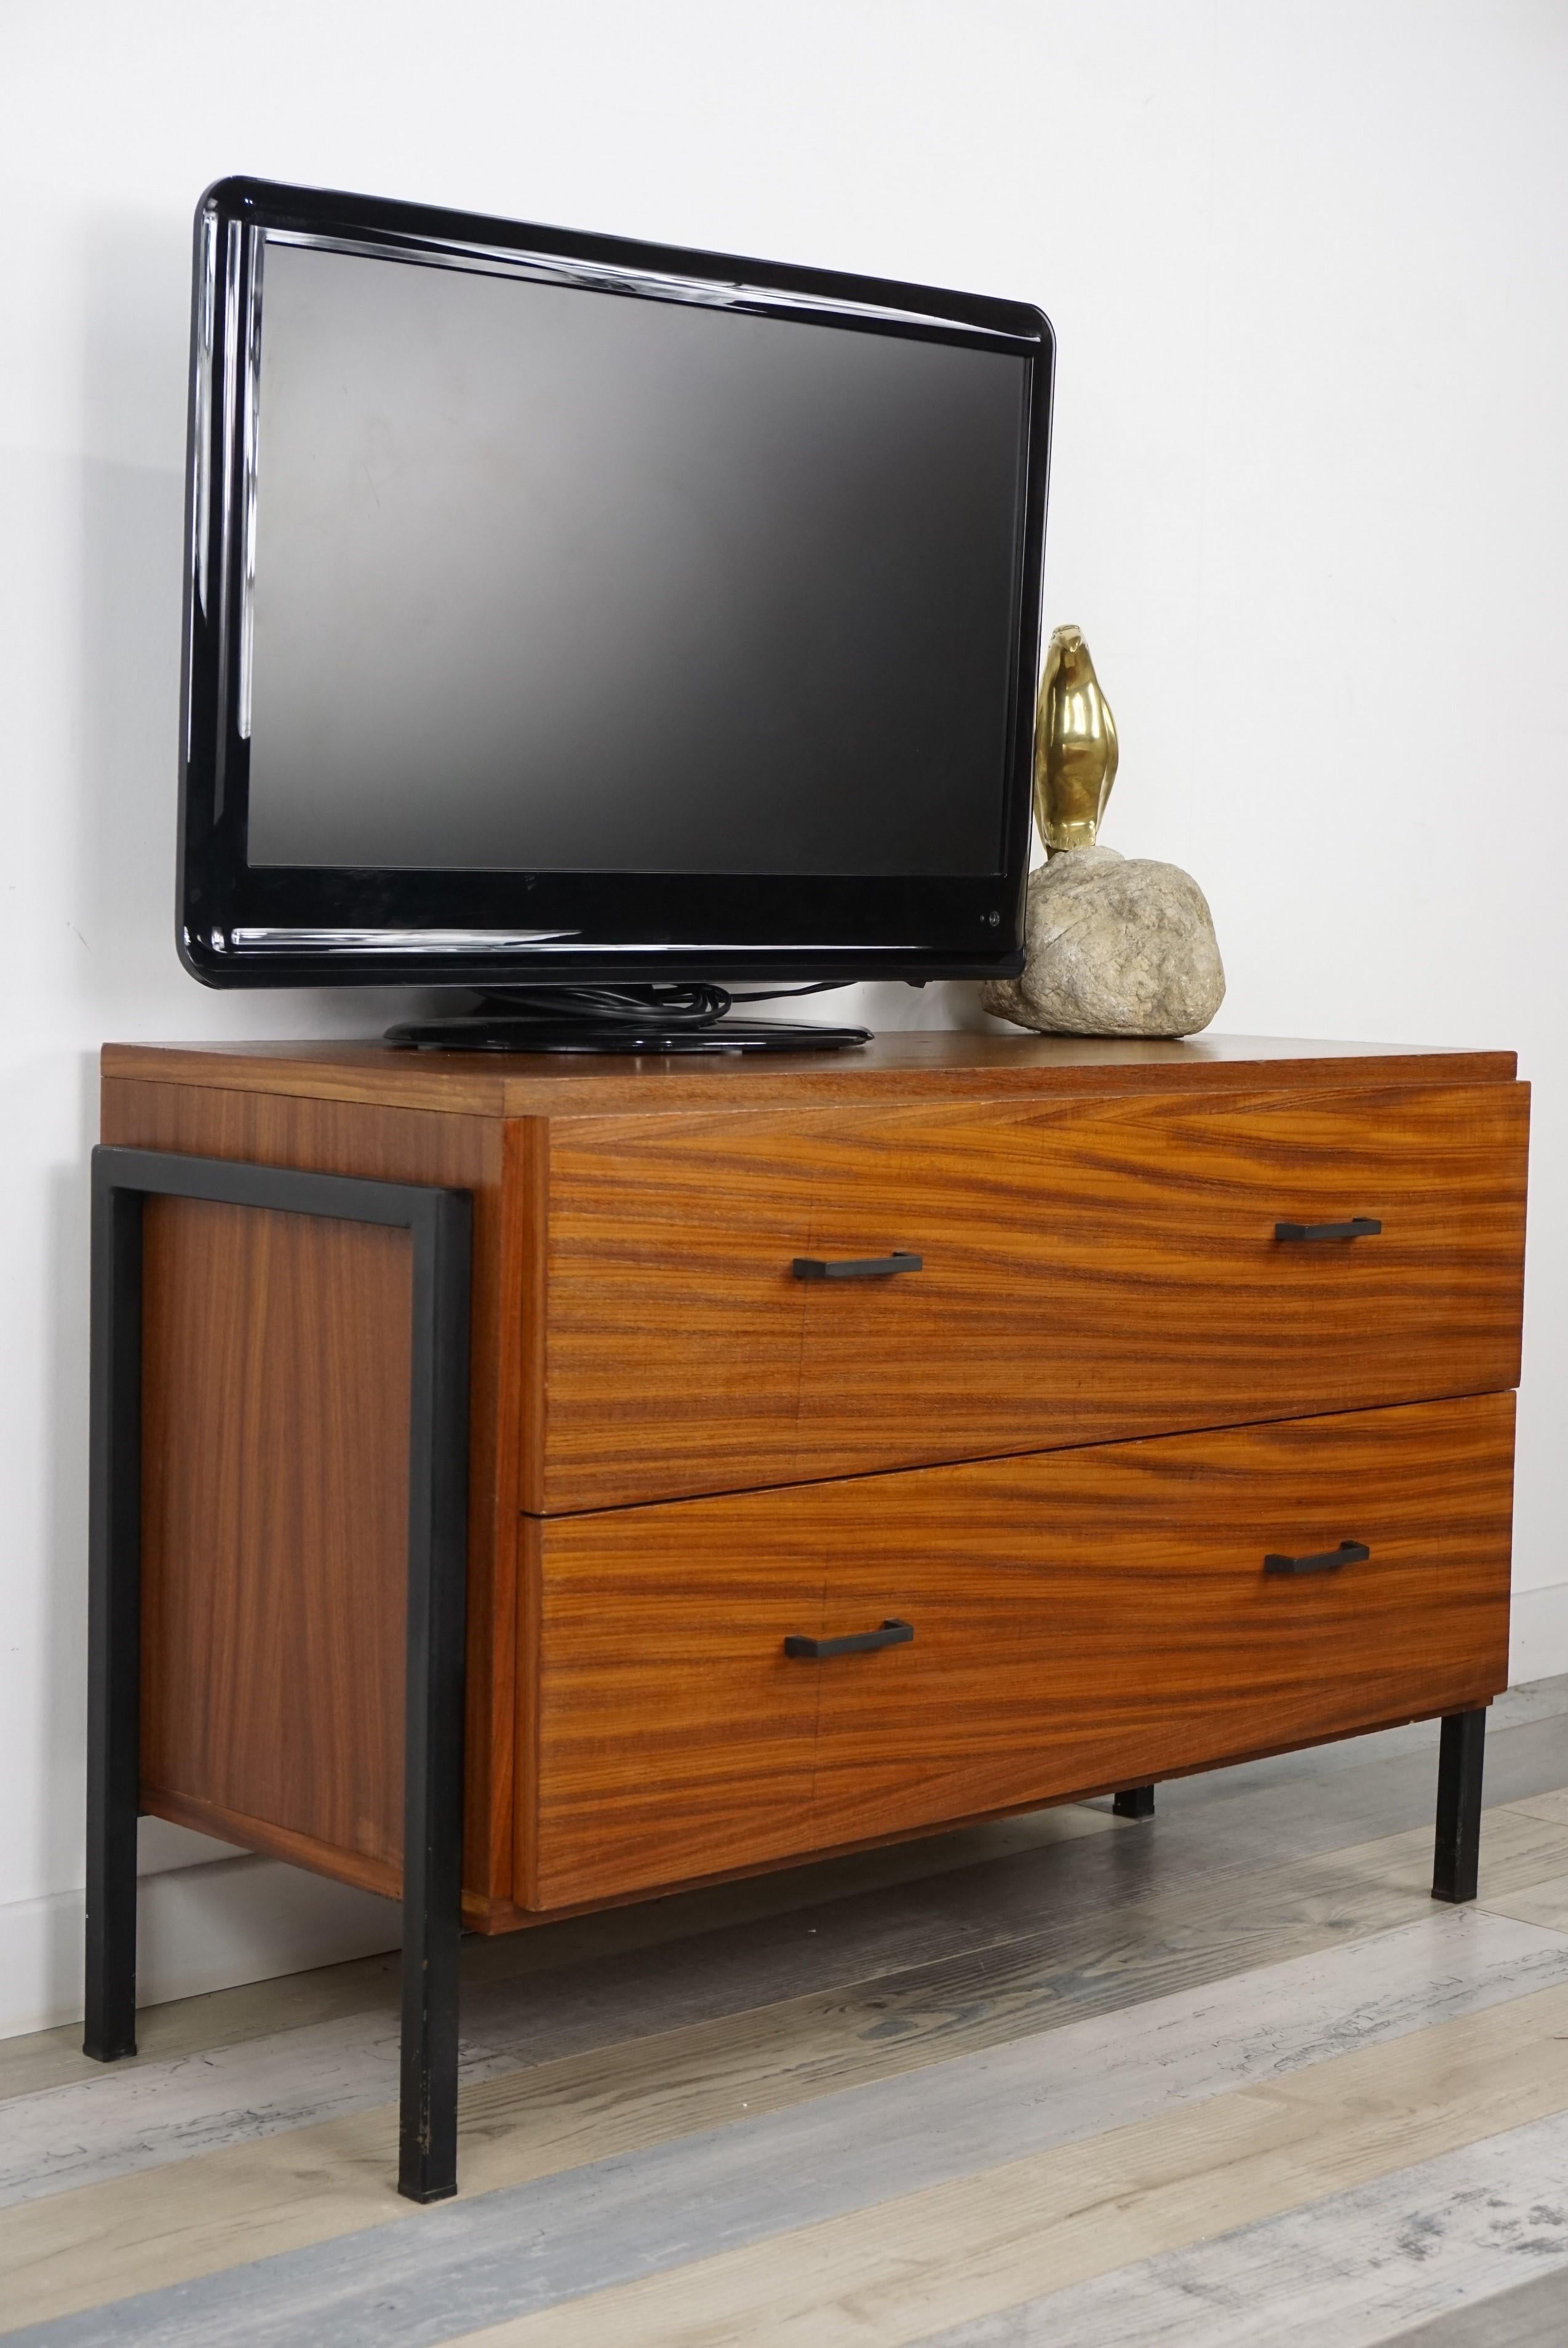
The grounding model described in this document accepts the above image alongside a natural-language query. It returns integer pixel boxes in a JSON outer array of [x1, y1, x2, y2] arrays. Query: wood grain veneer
[[535, 1080, 1529, 1510], [523, 1394, 1515, 1908], [139, 1199, 412, 1880], [101, 1032, 1519, 1120]]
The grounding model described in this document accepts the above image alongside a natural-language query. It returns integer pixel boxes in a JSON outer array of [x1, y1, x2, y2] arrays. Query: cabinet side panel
[[101, 1074, 514, 1907], [140, 1199, 412, 1871]]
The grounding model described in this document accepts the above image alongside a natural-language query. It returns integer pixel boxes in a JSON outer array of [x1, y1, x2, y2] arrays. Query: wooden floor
[[10, 1687, 1568, 2344]]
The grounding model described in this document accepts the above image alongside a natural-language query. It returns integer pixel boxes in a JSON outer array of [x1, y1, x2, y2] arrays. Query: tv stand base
[[387, 979, 870, 1054], [388, 1012, 870, 1053]]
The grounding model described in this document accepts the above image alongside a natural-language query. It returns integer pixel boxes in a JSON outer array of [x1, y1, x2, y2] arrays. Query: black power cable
[[386, 980, 868, 1053], [473, 980, 848, 1032]]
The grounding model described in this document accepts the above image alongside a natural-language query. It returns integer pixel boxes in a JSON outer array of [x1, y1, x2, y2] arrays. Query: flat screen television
[[178, 175, 1054, 1049]]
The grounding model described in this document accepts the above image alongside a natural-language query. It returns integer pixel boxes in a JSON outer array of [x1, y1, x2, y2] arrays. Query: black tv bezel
[[177, 175, 1054, 992]]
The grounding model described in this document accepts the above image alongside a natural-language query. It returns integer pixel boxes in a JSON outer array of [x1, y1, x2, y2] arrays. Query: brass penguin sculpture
[[981, 622, 1226, 1037], [1035, 623, 1118, 855]]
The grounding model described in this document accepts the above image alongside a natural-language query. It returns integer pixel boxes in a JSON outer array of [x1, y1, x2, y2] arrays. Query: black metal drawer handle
[[1264, 1539, 1371, 1577], [784, 1618, 914, 1659], [1275, 1218, 1382, 1242], [792, 1252, 923, 1280]]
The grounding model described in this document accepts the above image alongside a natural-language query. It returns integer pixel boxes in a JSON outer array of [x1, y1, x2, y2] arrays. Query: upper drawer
[[528, 1079, 1528, 1511]]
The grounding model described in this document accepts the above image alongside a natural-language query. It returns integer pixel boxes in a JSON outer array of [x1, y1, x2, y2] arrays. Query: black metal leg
[[83, 1148, 472, 2198], [84, 1170, 143, 2063], [1433, 1707, 1486, 1904], [398, 1192, 471, 2205], [1113, 1785, 1156, 1821]]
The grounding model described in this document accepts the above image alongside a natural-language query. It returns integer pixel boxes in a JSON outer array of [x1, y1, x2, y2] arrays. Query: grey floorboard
[[14, 1911, 1566, 2348], [919, 2099, 1568, 2347], [1385, 2265, 1568, 2347]]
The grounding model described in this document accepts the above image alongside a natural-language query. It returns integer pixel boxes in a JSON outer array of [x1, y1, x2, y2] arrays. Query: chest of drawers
[[89, 1031, 1529, 2197]]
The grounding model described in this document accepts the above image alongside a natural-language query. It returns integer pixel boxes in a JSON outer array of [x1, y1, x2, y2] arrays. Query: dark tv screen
[[244, 241, 1029, 879], [179, 178, 1053, 987]]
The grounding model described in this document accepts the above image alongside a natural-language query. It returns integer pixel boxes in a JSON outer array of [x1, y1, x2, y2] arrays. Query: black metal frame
[[1433, 1706, 1486, 1904], [1113, 1785, 1156, 1821], [83, 1146, 472, 2204]]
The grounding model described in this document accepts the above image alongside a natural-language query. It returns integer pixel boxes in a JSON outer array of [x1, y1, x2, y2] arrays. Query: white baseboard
[[0, 1853, 399, 2042], [1511, 1581, 1568, 1688]]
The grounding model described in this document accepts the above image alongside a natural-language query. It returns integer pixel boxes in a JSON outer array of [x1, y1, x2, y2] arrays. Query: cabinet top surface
[[101, 1032, 1520, 1117]]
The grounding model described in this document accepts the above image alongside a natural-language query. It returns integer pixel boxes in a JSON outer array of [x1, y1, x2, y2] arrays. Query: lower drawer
[[520, 1392, 1514, 1909]]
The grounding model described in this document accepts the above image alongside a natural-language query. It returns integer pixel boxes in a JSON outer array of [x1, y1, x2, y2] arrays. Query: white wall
[[3, 1, 1565, 2037]]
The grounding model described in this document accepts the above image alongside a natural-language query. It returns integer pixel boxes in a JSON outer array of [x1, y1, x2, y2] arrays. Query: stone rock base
[[981, 846, 1225, 1039]]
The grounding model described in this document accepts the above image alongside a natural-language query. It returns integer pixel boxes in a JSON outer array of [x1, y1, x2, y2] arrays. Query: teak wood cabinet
[[87, 1032, 1529, 2197]]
